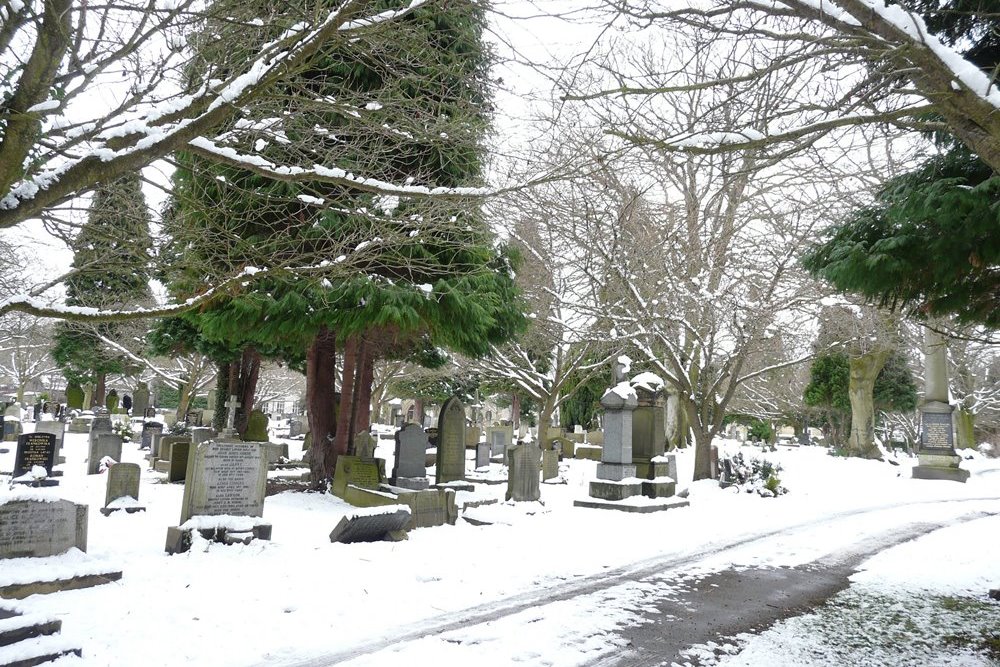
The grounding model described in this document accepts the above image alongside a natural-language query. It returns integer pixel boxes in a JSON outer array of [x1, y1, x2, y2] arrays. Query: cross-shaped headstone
[[224, 396, 241, 434]]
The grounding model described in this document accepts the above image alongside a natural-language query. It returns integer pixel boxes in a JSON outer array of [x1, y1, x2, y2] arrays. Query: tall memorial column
[[912, 328, 969, 482]]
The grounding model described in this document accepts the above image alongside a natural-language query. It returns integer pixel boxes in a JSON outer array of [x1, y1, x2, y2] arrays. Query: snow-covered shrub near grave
[[112, 420, 134, 443], [722, 452, 788, 497]]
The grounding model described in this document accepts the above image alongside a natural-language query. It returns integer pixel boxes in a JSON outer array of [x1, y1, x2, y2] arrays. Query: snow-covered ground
[[1, 427, 998, 666]]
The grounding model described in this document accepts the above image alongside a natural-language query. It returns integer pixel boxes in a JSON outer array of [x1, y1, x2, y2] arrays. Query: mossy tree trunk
[[845, 350, 890, 458]]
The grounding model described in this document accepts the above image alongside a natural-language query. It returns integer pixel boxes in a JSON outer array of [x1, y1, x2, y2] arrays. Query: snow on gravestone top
[[179, 440, 267, 525], [0, 498, 87, 559]]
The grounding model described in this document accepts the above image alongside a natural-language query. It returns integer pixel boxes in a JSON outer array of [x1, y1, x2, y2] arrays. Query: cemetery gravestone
[[101, 462, 144, 515], [87, 433, 123, 474], [244, 409, 269, 442], [391, 423, 429, 490], [329, 507, 411, 544], [332, 456, 386, 498], [542, 448, 559, 481], [178, 441, 268, 524], [12, 433, 57, 484], [505, 441, 541, 502], [166, 440, 271, 553], [0, 498, 88, 558], [140, 421, 164, 451], [475, 441, 490, 470], [34, 421, 65, 464], [353, 431, 377, 459], [191, 427, 215, 445], [465, 426, 481, 450], [132, 383, 149, 417], [488, 428, 506, 457], [168, 442, 191, 483], [435, 396, 466, 484]]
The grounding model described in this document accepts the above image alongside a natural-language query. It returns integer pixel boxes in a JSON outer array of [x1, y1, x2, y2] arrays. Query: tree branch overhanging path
[[570, 0, 1000, 171]]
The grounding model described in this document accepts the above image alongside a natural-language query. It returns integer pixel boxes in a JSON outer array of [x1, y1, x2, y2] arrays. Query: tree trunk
[[688, 399, 713, 480], [94, 373, 106, 408], [175, 381, 193, 423], [351, 340, 375, 437], [213, 363, 229, 432], [955, 407, 975, 449], [537, 394, 557, 449], [845, 351, 890, 458], [236, 347, 260, 437], [511, 392, 521, 430], [334, 335, 359, 457], [413, 398, 424, 427], [306, 326, 338, 481]]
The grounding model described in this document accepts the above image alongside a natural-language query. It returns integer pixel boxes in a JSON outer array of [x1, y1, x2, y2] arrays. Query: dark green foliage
[[560, 366, 606, 430], [165, 0, 523, 365], [873, 352, 919, 413], [803, 352, 918, 444], [803, 1, 1000, 325], [804, 353, 853, 414], [52, 173, 153, 384], [155, 384, 209, 411]]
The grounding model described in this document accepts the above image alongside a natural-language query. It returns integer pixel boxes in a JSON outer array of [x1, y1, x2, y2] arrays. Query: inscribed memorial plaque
[[0, 499, 87, 558], [179, 441, 267, 524], [920, 411, 955, 451], [13, 433, 57, 478]]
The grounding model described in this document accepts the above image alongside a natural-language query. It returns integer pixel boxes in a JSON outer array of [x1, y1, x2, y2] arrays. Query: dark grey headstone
[[87, 433, 123, 474], [167, 441, 190, 483], [0, 499, 88, 558], [506, 441, 541, 502], [475, 441, 490, 470], [191, 427, 215, 445], [542, 448, 559, 481], [105, 462, 141, 507], [392, 423, 428, 482], [13, 432, 57, 479], [140, 421, 164, 450], [132, 385, 149, 417], [435, 396, 466, 484], [329, 508, 410, 544]]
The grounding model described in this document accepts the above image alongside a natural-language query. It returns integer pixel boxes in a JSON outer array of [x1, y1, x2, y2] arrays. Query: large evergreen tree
[[165, 0, 524, 479], [52, 172, 153, 405], [802, 1, 1000, 326]]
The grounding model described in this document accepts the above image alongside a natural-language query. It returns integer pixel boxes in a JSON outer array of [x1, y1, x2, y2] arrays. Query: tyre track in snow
[[260, 496, 1000, 667]]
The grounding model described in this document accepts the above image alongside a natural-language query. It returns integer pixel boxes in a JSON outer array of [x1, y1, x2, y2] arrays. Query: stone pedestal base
[[573, 497, 690, 513], [589, 479, 642, 501], [641, 478, 676, 498], [596, 463, 636, 481], [165, 524, 272, 555], [392, 476, 429, 490], [912, 464, 970, 483]]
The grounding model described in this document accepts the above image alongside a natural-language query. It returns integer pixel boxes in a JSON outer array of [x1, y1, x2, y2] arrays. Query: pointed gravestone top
[[353, 430, 376, 459]]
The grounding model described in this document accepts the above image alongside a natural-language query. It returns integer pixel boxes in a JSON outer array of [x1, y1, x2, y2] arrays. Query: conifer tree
[[52, 173, 153, 405], [165, 0, 524, 479], [802, 2, 1000, 326]]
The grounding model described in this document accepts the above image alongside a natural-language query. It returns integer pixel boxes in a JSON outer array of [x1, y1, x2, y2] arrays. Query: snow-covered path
[[266, 500, 1000, 667], [2, 431, 998, 666]]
